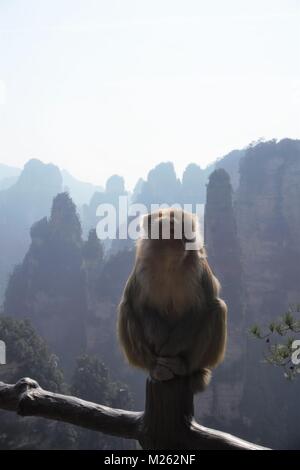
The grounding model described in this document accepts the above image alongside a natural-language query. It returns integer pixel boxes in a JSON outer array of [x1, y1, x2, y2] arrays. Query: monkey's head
[[138, 208, 204, 257]]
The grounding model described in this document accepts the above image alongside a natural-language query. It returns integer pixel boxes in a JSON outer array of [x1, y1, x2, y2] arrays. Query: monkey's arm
[[159, 299, 227, 370], [158, 309, 202, 357], [117, 274, 157, 371], [207, 300, 227, 366], [189, 261, 227, 369]]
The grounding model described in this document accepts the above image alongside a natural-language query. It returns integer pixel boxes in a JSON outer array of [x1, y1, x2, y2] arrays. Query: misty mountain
[[81, 175, 128, 246], [135, 162, 181, 207], [3, 190, 134, 386], [0, 164, 104, 201], [214, 149, 246, 191], [4, 192, 87, 372], [0, 163, 21, 190], [131, 150, 245, 212], [0, 159, 62, 302], [61, 169, 103, 206], [205, 138, 300, 448], [200, 168, 246, 435], [182, 163, 208, 206], [0, 163, 20, 180]]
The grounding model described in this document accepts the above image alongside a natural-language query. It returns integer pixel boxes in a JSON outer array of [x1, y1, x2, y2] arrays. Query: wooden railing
[[0, 376, 269, 450]]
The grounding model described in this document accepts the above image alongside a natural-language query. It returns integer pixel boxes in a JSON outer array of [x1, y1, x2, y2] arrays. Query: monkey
[[117, 208, 227, 392]]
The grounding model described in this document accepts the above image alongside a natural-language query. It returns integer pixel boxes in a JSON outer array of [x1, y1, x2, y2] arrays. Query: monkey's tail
[[189, 368, 212, 393]]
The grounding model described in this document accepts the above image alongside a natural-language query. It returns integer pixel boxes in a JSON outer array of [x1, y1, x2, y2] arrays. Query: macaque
[[117, 208, 227, 392]]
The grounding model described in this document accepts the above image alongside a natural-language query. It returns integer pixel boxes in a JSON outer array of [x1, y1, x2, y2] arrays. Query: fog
[[0, 0, 299, 189]]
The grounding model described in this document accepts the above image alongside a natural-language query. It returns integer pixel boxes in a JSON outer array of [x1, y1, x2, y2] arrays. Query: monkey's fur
[[117, 208, 227, 392]]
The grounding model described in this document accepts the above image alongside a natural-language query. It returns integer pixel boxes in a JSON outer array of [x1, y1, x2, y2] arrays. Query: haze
[[0, 0, 299, 189]]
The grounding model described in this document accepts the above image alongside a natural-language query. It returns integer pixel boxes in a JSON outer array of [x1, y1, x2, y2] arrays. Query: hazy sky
[[0, 0, 299, 189]]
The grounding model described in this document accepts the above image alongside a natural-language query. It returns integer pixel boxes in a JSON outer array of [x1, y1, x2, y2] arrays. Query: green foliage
[[70, 354, 134, 450], [71, 354, 133, 413], [0, 315, 66, 449], [251, 305, 300, 381], [71, 354, 110, 404], [0, 316, 64, 391], [0, 317, 134, 450], [250, 324, 261, 338]]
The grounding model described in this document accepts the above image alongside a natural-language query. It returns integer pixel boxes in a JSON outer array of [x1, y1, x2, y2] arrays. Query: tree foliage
[[251, 304, 300, 380], [0, 316, 134, 449], [70, 354, 134, 449]]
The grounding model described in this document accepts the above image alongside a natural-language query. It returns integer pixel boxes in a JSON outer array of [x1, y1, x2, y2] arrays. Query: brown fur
[[117, 208, 227, 392]]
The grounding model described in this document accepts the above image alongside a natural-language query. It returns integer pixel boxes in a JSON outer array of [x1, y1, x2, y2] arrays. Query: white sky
[[0, 0, 299, 189]]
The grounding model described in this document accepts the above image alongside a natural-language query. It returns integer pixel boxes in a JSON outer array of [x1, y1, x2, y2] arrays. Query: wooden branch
[[0, 377, 142, 440], [0, 376, 270, 450], [188, 421, 266, 450]]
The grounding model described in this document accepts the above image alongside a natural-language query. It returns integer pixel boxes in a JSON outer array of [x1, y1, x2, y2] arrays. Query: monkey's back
[[134, 250, 208, 318]]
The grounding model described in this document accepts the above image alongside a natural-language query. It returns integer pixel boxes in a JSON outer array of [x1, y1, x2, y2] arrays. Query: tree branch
[[0, 376, 270, 450], [0, 377, 142, 440], [188, 421, 267, 450]]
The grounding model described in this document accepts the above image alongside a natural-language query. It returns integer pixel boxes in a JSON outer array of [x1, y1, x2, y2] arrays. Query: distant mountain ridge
[[0, 159, 62, 301], [0, 163, 103, 205], [0, 164, 21, 190], [0, 145, 246, 199], [0, 163, 20, 179], [0, 139, 291, 304], [61, 169, 103, 206]]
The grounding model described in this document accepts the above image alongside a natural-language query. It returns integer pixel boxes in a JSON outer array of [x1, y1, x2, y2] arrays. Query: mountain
[[3, 190, 134, 385], [81, 174, 128, 248], [4, 192, 87, 371], [0, 164, 21, 190], [0, 165, 104, 200], [214, 149, 246, 191], [201, 168, 246, 430], [0, 176, 19, 190], [0, 163, 20, 180], [182, 163, 208, 206], [0, 159, 62, 302], [236, 139, 300, 448], [135, 162, 181, 207], [236, 138, 300, 325], [61, 169, 103, 206]]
